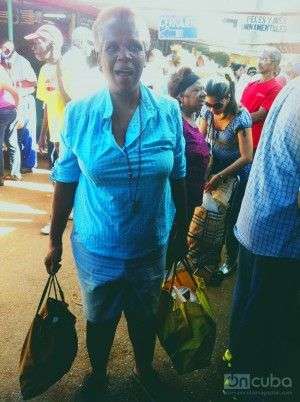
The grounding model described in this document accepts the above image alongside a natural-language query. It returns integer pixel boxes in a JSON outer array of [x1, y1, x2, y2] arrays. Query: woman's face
[[180, 81, 206, 113], [205, 95, 229, 116], [99, 17, 147, 94]]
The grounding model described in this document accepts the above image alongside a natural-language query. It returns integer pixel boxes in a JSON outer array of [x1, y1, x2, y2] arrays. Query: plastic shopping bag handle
[[164, 257, 198, 293], [181, 258, 198, 288]]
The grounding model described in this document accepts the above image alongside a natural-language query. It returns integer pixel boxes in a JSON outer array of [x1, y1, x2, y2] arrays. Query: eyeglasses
[[205, 101, 224, 110]]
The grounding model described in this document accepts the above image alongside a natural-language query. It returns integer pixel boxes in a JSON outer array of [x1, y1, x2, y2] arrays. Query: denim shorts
[[71, 239, 166, 323]]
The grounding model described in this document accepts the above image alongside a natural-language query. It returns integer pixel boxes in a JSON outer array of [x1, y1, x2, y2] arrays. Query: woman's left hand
[[167, 228, 188, 265], [174, 230, 188, 261], [205, 174, 222, 192]]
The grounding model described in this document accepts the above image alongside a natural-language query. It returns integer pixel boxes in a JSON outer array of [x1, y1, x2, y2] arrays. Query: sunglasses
[[205, 101, 224, 110]]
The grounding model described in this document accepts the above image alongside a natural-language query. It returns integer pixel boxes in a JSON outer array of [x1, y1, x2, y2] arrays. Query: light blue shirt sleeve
[[170, 101, 186, 180], [52, 104, 81, 183]]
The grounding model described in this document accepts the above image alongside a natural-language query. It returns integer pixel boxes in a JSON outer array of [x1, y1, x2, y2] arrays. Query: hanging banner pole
[[7, 0, 14, 41]]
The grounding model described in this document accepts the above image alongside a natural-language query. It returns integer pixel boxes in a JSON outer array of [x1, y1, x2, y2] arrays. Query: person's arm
[[250, 107, 267, 123], [205, 127, 253, 192], [44, 182, 77, 274], [18, 79, 36, 89], [56, 60, 71, 104], [43, 103, 81, 274], [171, 178, 189, 232], [168, 178, 189, 265], [18, 58, 37, 94], [38, 105, 49, 153], [251, 85, 282, 123], [0, 82, 19, 106], [167, 101, 189, 263], [17, 79, 37, 96]]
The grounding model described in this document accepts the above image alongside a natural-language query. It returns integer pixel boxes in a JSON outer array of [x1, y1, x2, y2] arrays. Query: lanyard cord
[[123, 105, 143, 212]]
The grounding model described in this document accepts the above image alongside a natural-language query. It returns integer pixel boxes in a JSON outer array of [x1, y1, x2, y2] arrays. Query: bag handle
[[35, 275, 65, 316], [180, 257, 198, 289], [35, 275, 52, 316], [164, 258, 179, 288], [164, 257, 198, 294], [53, 274, 65, 302]]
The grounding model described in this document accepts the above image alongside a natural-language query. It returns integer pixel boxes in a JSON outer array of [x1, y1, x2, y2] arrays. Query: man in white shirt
[[61, 26, 103, 101]]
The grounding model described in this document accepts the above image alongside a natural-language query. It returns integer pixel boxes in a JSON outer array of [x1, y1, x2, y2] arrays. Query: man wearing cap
[[25, 24, 68, 162], [25, 24, 68, 234]]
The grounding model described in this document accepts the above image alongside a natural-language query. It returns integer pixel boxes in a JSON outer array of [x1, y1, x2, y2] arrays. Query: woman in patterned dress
[[199, 74, 253, 277]]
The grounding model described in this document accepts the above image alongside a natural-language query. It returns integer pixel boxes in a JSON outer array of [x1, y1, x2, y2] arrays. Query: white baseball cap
[[24, 24, 64, 48]]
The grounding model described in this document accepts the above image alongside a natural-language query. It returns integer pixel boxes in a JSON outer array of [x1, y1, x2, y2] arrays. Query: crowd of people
[[1, 5, 299, 402]]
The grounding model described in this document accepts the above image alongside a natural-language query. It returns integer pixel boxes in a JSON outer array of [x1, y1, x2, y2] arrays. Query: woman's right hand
[[205, 174, 222, 192], [44, 244, 63, 275], [38, 132, 47, 153]]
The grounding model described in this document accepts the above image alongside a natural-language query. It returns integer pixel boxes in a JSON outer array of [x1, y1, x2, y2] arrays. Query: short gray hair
[[261, 46, 282, 66], [93, 6, 151, 53]]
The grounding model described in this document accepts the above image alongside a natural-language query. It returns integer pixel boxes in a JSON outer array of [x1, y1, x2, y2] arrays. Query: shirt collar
[[100, 83, 159, 121]]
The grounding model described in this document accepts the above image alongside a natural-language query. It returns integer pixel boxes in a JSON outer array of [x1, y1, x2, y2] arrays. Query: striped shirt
[[235, 77, 300, 259]]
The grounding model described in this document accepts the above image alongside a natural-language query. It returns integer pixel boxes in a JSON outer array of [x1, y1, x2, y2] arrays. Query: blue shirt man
[[228, 77, 300, 397]]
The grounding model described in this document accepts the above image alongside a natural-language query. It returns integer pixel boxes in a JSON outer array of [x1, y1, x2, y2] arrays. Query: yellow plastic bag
[[156, 259, 216, 374]]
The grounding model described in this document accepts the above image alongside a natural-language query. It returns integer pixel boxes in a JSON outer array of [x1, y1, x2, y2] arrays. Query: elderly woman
[[168, 67, 209, 217], [44, 6, 188, 402], [200, 75, 253, 278]]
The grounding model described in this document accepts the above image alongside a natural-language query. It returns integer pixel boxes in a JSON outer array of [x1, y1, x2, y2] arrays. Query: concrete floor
[[0, 168, 234, 402]]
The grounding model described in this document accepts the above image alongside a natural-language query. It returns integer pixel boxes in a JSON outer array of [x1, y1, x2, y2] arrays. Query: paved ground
[[0, 167, 234, 402]]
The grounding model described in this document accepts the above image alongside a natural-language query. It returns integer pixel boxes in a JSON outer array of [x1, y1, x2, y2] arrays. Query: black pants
[[229, 244, 300, 400], [0, 107, 17, 177]]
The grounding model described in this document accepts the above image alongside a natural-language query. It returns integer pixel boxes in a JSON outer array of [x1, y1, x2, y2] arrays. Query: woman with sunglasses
[[168, 67, 210, 218], [199, 74, 253, 277]]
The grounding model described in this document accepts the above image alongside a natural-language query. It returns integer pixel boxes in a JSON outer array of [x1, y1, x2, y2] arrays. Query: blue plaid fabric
[[235, 77, 300, 259], [52, 84, 186, 259]]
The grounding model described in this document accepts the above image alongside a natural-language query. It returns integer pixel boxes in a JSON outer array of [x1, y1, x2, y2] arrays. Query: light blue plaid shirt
[[235, 77, 300, 259], [52, 84, 186, 258]]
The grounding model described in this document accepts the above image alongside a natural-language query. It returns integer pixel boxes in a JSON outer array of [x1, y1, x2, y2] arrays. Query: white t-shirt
[[61, 47, 104, 100], [6, 52, 37, 97]]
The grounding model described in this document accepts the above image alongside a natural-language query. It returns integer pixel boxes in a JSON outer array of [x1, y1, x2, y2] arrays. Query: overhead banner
[[223, 13, 300, 44], [158, 15, 198, 40], [156, 12, 299, 46]]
